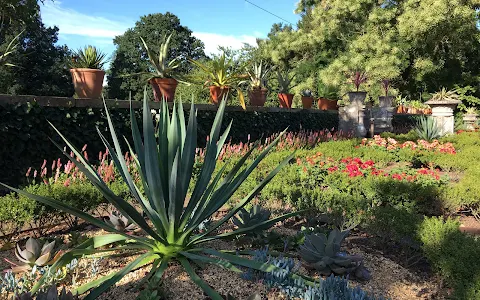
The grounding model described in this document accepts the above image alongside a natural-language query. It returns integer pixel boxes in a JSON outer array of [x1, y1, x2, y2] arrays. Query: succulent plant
[[232, 205, 272, 234], [15, 284, 78, 300], [14, 238, 60, 273], [105, 210, 139, 232], [299, 229, 371, 281]]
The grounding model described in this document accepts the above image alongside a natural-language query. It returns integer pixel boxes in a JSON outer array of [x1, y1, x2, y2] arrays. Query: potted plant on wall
[[70, 46, 108, 98], [301, 89, 314, 109], [317, 82, 339, 110], [395, 95, 407, 113], [277, 70, 295, 108], [247, 61, 270, 107], [379, 79, 394, 107], [347, 71, 367, 106], [136, 34, 181, 102], [190, 53, 246, 109]]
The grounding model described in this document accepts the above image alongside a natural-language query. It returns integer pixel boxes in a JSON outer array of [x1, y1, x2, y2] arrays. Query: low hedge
[[0, 101, 338, 187], [419, 217, 480, 300]]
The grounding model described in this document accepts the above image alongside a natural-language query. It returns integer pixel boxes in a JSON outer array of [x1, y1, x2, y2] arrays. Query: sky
[[40, 0, 301, 57]]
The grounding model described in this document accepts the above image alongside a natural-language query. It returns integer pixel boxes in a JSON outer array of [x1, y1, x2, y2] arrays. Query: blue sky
[[40, 0, 300, 56]]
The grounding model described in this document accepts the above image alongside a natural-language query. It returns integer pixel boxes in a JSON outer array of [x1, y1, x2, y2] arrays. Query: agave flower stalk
[[2, 91, 312, 299]]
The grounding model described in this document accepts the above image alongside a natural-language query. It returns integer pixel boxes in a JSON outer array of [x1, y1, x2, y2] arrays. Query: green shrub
[[419, 217, 480, 300]]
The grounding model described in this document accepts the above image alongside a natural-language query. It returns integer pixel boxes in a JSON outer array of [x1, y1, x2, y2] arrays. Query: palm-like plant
[[415, 116, 442, 141], [70, 46, 108, 69], [1, 91, 310, 299], [0, 31, 23, 67], [137, 34, 181, 80], [189, 53, 247, 109]]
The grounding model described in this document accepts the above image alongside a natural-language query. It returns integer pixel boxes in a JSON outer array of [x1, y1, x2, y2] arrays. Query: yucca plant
[[1, 91, 311, 299], [70, 46, 108, 69], [248, 61, 271, 89], [415, 116, 442, 141], [135, 34, 181, 80], [189, 53, 247, 109]]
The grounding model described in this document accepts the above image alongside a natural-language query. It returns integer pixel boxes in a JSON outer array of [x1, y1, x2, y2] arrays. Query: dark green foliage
[[391, 115, 418, 134], [419, 217, 480, 300], [0, 9, 73, 97], [0, 102, 338, 187]]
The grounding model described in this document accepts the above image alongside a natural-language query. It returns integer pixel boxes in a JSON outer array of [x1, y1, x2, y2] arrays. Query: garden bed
[[1, 129, 480, 299]]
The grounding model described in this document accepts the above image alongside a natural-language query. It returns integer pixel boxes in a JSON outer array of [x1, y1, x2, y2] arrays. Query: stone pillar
[[371, 96, 395, 134], [463, 114, 478, 130], [425, 99, 461, 135], [339, 103, 367, 137]]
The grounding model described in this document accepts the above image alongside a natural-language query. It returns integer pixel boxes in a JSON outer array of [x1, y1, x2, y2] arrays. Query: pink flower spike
[[41, 159, 47, 169], [82, 144, 87, 152]]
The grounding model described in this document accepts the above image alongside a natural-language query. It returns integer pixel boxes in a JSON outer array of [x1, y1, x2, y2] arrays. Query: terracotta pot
[[249, 88, 268, 106], [327, 100, 339, 110], [317, 98, 332, 110], [209, 86, 230, 105], [301, 96, 314, 109], [70, 68, 105, 98], [278, 93, 294, 108], [348, 91, 367, 107], [149, 78, 178, 102]]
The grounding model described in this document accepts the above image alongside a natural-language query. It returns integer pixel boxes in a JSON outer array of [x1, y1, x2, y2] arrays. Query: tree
[[0, 0, 73, 96], [259, 0, 480, 99], [107, 13, 206, 100]]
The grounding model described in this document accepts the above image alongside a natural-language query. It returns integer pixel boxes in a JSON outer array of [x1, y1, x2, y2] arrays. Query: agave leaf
[[85, 252, 153, 300], [179, 258, 223, 300]]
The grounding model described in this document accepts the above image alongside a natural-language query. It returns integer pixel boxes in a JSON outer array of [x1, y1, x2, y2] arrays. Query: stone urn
[[348, 91, 367, 107], [379, 96, 394, 108], [425, 98, 461, 135], [463, 113, 478, 131]]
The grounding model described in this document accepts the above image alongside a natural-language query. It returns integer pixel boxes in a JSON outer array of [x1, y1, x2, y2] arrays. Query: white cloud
[[192, 32, 258, 55], [41, 1, 130, 38], [40, 2, 262, 57]]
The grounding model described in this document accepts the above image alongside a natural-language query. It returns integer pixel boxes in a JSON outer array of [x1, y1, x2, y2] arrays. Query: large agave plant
[[13, 238, 60, 273], [299, 229, 371, 281], [2, 92, 310, 299], [138, 34, 181, 80], [414, 116, 442, 141]]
